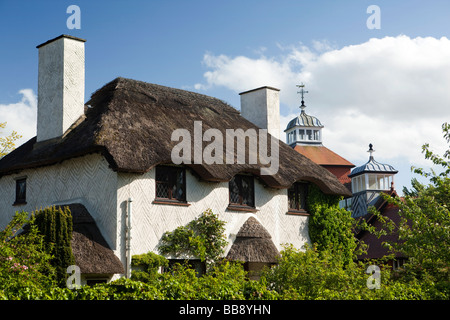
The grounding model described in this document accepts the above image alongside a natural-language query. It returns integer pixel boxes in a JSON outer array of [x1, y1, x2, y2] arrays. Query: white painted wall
[[117, 167, 310, 260], [0, 154, 118, 250]]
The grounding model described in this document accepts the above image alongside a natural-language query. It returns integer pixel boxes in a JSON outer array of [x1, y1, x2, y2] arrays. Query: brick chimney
[[36, 35, 86, 142], [239, 86, 280, 140]]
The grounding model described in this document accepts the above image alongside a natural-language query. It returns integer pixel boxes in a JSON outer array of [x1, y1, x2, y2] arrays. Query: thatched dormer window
[[287, 182, 308, 215], [228, 174, 256, 212], [154, 165, 187, 205]]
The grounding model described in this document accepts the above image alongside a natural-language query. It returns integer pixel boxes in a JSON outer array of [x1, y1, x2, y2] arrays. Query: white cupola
[[348, 144, 398, 217], [348, 144, 398, 194], [284, 84, 323, 146]]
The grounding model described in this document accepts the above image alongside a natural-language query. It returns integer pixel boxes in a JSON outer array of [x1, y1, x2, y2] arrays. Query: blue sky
[[1, 0, 450, 194]]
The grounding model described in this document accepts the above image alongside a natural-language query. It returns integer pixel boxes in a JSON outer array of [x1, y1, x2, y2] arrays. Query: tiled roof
[[294, 145, 354, 167]]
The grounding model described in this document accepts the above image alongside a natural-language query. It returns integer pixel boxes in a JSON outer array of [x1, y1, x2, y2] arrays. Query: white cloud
[[0, 89, 37, 146], [194, 35, 450, 172]]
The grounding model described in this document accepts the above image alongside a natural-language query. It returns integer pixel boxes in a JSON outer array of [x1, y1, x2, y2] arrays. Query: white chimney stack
[[36, 35, 86, 142], [239, 86, 280, 140]]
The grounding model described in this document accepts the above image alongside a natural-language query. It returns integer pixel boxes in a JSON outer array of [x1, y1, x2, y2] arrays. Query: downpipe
[[126, 197, 132, 278]]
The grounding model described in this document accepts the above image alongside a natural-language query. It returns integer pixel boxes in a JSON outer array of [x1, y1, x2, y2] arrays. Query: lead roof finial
[[368, 143, 375, 159], [296, 83, 308, 112]]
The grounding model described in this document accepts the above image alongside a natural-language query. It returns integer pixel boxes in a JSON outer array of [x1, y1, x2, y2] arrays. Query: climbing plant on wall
[[307, 184, 358, 265], [158, 208, 227, 269]]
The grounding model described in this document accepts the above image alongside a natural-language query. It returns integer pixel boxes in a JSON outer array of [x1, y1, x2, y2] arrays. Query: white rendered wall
[[0, 154, 118, 250], [117, 167, 310, 261]]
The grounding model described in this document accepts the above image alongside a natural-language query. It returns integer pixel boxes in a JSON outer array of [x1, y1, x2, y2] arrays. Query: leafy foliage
[[307, 184, 360, 265], [131, 251, 168, 283], [0, 122, 22, 158], [33, 206, 75, 286], [364, 122, 450, 297], [158, 208, 227, 268], [0, 211, 57, 299], [262, 244, 435, 300]]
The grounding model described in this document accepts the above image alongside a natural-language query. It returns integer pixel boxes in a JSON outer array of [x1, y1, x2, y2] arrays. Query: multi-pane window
[[229, 174, 255, 208], [14, 178, 27, 205], [299, 129, 305, 140], [288, 182, 308, 212], [155, 166, 186, 202]]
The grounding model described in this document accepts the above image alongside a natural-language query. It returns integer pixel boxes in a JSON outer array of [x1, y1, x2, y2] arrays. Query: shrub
[[0, 210, 57, 299], [131, 252, 168, 283], [159, 208, 227, 269]]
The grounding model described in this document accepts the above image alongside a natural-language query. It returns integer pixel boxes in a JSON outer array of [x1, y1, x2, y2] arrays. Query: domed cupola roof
[[348, 144, 398, 177], [285, 109, 323, 131]]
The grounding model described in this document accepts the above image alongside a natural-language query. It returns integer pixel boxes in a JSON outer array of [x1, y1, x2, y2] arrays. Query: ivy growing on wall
[[33, 206, 75, 286], [307, 184, 358, 265]]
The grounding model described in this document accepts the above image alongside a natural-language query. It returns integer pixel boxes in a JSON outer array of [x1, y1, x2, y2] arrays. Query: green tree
[[0, 122, 22, 158], [33, 206, 76, 287], [367, 122, 449, 298]]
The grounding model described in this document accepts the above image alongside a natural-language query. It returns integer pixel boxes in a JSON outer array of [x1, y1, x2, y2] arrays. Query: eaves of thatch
[[0, 77, 351, 197]]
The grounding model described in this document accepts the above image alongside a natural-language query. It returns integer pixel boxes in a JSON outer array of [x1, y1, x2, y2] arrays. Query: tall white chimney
[[239, 86, 280, 140], [36, 35, 86, 142]]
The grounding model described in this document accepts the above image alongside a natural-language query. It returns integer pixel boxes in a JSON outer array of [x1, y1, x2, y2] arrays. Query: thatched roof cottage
[[0, 35, 350, 283]]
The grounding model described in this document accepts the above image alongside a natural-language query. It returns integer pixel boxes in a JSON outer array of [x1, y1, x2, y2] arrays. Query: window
[[299, 129, 305, 140], [288, 182, 308, 214], [86, 279, 108, 286], [14, 178, 27, 205], [155, 165, 186, 203], [229, 174, 255, 208], [287, 131, 297, 144], [313, 130, 320, 141], [306, 130, 312, 140]]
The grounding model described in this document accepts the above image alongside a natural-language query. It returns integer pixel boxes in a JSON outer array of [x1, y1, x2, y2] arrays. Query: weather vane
[[296, 83, 308, 111]]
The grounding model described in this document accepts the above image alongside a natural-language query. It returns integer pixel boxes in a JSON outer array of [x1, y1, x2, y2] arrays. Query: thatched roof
[[68, 203, 124, 274], [0, 77, 350, 196], [226, 217, 280, 263]]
